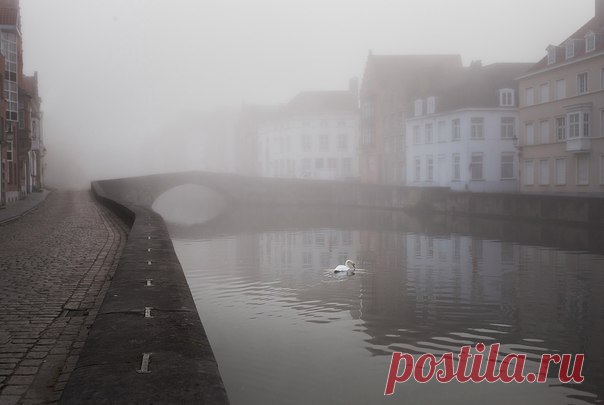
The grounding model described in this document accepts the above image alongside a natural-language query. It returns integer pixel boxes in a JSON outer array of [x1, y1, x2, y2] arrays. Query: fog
[[19, 0, 593, 188]]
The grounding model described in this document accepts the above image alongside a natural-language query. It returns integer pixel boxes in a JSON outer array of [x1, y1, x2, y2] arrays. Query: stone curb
[[59, 182, 229, 404]]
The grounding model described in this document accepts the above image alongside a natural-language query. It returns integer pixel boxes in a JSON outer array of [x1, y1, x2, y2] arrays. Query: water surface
[[170, 206, 604, 405]]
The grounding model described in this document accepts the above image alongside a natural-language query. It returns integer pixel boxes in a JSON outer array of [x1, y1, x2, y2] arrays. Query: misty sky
[[18, 0, 595, 188]]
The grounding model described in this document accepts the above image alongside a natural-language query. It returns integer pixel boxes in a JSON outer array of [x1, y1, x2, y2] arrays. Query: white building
[[405, 63, 531, 192], [258, 87, 359, 181]]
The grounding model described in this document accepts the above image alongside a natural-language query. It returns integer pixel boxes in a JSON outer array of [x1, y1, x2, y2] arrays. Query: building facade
[[518, 0, 604, 194], [406, 63, 531, 192], [0, 0, 42, 206], [258, 87, 359, 181], [358, 53, 464, 185]]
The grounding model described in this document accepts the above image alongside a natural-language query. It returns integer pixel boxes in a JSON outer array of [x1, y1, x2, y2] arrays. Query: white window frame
[[576, 155, 590, 185], [500, 152, 515, 179], [567, 111, 590, 138], [539, 83, 550, 103], [499, 89, 515, 107], [470, 153, 484, 181], [414, 157, 421, 182], [427, 97, 436, 114], [556, 79, 566, 100], [426, 155, 433, 182], [556, 117, 566, 140], [565, 40, 575, 59], [586, 32, 596, 53], [578, 72, 588, 95], [452, 119, 461, 141], [414, 99, 423, 117], [425, 123, 433, 144], [452, 153, 461, 181], [471, 117, 484, 139], [501, 117, 515, 139], [525, 122, 534, 145], [555, 158, 566, 185]]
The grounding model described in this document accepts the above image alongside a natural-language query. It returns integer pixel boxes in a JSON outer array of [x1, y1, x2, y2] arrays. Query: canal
[[159, 196, 604, 405]]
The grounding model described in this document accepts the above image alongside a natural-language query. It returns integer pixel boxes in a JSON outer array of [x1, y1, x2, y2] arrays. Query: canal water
[[163, 200, 604, 405]]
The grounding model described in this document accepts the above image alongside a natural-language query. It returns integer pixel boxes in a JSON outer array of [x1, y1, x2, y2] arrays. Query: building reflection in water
[[169, 206, 604, 404]]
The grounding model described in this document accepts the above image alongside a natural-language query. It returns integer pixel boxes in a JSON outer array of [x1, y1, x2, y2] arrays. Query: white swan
[[334, 259, 356, 273]]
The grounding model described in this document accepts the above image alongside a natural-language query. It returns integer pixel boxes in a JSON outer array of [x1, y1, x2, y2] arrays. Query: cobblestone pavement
[[0, 191, 128, 405]]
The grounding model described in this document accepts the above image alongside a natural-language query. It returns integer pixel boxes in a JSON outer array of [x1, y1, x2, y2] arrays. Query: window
[[301, 134, 311, 150], [501, 153, 514, 179], [577, 155, 589, 185], [414, 99, 423, 116], [539, 83, 549, 103], [425, 123, 433, 143], [499, 89, 514, 106], [524, 160, 534, 185], [600, 155, 604, 185], [547, 46, 556, 65], [525, 122, 534, 145], [315, 158, 324, 169], [452, 154, 460, 181], [452, 119, 461, 141], [413, 125, 421, 144], [426, 156, 433, 181], [427, 97, 436, 114], [470, 153, 483, 180], [539, 160, 549, 185], [337, 133, 348, 150], [525, 87, 534, 106], [414, 157, 421, 181], [566, 40, 575, 59], [586, 32, 596, 52], [568, 112, 589, 138], [556, 79, 566, 100], [6, 141, 12, 161], [555, 158, 566, 185], [319, 134, 329, 150], [556, 117, 566, 140], [471, 117, 484, 139], [578, 72, 588, 94], [437, 121, 446, 142], [540, 120, 550, 144], [501, 117, 515, 138], [601, 68, 604, 90]]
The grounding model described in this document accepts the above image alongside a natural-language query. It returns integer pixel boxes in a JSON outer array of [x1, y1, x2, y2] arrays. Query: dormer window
[[499, 88, 515, 107], [586, 31, 596, 53], [414, 99, 424, 117], [566, 40, 575, 59], [426, 97, 436, 114], [547, 45, 557, 65]]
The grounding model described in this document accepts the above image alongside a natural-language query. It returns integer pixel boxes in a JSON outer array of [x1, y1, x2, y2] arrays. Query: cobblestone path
[[0, 191, 128, 405]]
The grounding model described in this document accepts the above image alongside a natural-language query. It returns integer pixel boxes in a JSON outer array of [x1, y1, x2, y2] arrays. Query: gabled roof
[[527, 13, 604, 74], [435, 63, 533, 111]]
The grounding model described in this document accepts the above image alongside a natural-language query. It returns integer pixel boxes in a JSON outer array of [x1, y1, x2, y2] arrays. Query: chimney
[[597, 0, 604, 20]]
